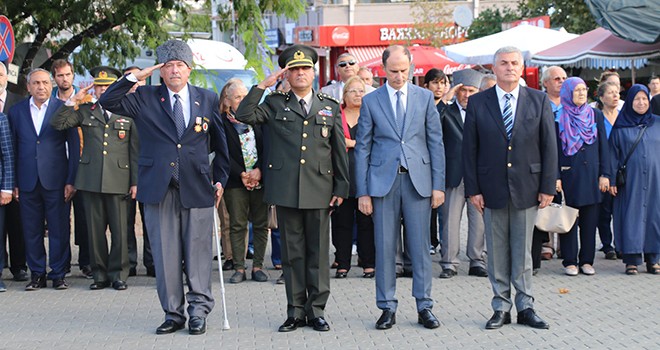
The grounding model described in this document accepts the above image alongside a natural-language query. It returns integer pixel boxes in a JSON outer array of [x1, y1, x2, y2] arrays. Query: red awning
[[347, 46, 387, 65]]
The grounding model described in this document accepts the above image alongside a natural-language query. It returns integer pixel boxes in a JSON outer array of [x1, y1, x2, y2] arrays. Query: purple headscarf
[[613, 84, 656, 128], [558, 77, 597, 156]]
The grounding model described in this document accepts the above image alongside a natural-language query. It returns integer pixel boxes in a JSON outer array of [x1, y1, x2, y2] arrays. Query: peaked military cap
[[89, 66, 122, 85], [278, 45, 317, 69]]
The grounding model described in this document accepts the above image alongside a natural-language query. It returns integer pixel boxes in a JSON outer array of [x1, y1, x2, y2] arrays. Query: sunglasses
[[338, 60, 357, 68]]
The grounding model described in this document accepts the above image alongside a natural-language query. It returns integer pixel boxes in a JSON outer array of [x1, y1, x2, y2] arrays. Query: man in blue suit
[[463, 46, 557, 330], [0, 108, 15, 292], [99, 39, 229, 336], [355, 45, 445, 330], [8, 68, 79, 291]]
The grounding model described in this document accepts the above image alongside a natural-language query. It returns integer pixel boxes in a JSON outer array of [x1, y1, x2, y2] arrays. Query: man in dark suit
[[99, 40, 229, 335], [235, 45, 349, 332], [0, 73, 15, 291], [51, 66, 138, 291], [439, 69, 487, 279], [0, 62, 28, 283], [463, 46, 557, 330], [355, 45, 445, 330], [8, 68, 79, 291]]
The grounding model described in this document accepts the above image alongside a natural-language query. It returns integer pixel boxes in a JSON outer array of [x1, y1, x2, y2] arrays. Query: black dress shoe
[[112, 280, 128, 290], [485, 311, 511, 329], [156, 320, 184, 334], [90, 281, 110, 290], [278, 317, 306, 332], [468, 266, 488, 277], [13, 269, 29, 282], [53, 278, 69, 290], [438, 269, 456, 279], [418, 308, 440, 329], [362, 271, 375, 278], [128, 267, 137, 277], [80, 265, 94, 279], [517, 308, 549, 329], [375, 310, 396, 330], [25, 274, 47, 291], [188, 316, 206, 335], [308, 316, 330, 331], [221, 259, 234, 271], [146, 267, 156, 277], [335, 270, 348, 279], [401, 270, 413, 278]]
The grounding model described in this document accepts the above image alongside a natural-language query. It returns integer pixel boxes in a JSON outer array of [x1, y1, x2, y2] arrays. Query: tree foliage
[[468, 7, 519, 39], [409, 0, 457, 48], [518, 0, 598, 34], [215, 0, 305, 78]]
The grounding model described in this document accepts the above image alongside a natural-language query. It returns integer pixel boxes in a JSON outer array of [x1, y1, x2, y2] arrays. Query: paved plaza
[[1, 219, 658, 350]]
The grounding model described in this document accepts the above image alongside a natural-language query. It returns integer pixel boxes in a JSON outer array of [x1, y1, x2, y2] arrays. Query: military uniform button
[[302, 133, 308, 138], [104, 133, 108, 137], [301, 146, 307, 151], [105, 124, 109, 128], [300, 159, 306, 164], [508, 146, 512, 151], [177, 144, 182, 149], [268, 164, 272, 168], [507, 163, 512, 167], [103, 142, 108, 146], [303, 120, 308, 125], [103, 151, 108, 155]]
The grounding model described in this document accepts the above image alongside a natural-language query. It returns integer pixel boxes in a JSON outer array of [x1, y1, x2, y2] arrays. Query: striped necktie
[[502, 93, 513, 139]]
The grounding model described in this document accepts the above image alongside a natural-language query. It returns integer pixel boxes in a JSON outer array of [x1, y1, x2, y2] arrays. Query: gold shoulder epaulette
[[317, 93, 339, 105]]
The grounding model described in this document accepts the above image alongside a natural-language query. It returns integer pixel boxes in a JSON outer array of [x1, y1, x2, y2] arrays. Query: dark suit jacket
[[441, 102, 465, 188], [652, 94, 660, 115], [557, 108, 610, 207], [99, 78, 229, 208], [235, 87, 349, 209], [2, 91, 23, 114], [463, 86, 558, 209], [222, 112, 264, 189], [51, 102, 139, 194], [8, 97, 79, 191]]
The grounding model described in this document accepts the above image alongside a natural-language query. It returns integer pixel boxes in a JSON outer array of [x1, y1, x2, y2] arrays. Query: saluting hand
[[70, 84, 94, 104], [132, 64, 164, 82], [257, 68, 288, 90]]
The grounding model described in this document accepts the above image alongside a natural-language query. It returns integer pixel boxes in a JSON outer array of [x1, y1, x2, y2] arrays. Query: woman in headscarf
[[556, 77, 610, 276], [609, 84, 660, 275]]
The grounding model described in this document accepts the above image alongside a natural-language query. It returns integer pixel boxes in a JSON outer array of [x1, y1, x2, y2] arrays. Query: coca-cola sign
[[332, 26, 350, 46]]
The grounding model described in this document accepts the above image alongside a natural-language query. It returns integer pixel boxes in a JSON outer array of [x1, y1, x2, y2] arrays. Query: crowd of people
[[0, 39, 659, 336]]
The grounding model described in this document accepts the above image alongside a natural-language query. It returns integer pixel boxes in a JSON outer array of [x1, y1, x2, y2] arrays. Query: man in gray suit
[[439, 68, 487, 279], [355, 45, 445, 330], [463, 46, 556, 330], [321, 53, 374, 102]]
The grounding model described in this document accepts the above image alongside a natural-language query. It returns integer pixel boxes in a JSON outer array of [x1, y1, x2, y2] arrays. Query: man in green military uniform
[[235, 44, 349, 332], [51, 66, 138, 291]]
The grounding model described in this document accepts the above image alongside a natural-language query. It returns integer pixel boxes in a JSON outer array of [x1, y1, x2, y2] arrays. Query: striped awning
[[347, 46, 387, 65]]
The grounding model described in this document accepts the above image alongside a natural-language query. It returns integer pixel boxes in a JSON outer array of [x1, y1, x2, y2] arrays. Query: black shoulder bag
[[616, 125, 647, 188]]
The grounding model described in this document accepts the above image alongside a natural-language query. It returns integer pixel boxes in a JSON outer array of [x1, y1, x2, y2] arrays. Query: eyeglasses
[[337, 60, 357, 68], [346, 89, 365, 95], [574, 87, 589, 93]]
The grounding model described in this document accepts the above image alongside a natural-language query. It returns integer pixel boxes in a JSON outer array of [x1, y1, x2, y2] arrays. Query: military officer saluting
[[52, 66, 138, 291], [235, 45, 349, 332]]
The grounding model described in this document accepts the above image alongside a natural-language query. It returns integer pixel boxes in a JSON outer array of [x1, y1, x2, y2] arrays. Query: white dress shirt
[[495, 84, 520, 124], [29, 97, 49, 135], [385, 82, 408, 120], [168, 85, 191, 127]]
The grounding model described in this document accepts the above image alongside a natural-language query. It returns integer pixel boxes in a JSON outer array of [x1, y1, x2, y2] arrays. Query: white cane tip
[[222, 323, 231, 330]]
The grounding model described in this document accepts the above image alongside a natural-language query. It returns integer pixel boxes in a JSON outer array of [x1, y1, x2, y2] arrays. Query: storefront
[[293, 23, 468, 86]]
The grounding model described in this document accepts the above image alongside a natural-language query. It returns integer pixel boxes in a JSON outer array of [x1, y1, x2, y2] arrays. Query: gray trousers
[[373, 173, 433, 312], [484, 200, 537, 312], [224, 187, 269, 270], [144, 187, 215, 324], [440, 181, 486, 271]]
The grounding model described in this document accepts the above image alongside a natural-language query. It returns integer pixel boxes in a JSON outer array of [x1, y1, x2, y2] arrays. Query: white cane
[[213, 207, 231, 330]]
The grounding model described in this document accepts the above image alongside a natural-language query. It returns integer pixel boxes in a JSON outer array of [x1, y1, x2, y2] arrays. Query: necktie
[[395, 90, 405, 134], [502, 93, 513, 139], [172, 94, 185, 183], [173, 94, 185, 139], [299, 98, 307, 116]]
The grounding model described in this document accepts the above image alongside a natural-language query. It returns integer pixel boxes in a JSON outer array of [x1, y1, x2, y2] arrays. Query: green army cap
[[89, 66, 122, 86], [278, 45, 318, 69]]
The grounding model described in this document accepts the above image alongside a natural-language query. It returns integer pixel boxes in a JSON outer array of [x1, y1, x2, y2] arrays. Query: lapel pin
[[194, 101, 200, 106]]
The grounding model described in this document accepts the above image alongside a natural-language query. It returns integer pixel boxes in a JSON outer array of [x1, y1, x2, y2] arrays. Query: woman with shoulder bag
[[556, 78, 611, 276], [608, 84, 660, 275]]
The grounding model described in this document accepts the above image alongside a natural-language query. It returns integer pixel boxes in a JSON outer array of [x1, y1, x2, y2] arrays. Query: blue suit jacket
[[355, 83, 445, 198], [0, 113, 15, 191], [99, 78, 229, 208], [462, 86, 558, 210], [8, 98, 79, 191]]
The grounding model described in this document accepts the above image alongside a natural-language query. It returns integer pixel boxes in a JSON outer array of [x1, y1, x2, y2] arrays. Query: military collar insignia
[[317, 93, 339, 105]]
